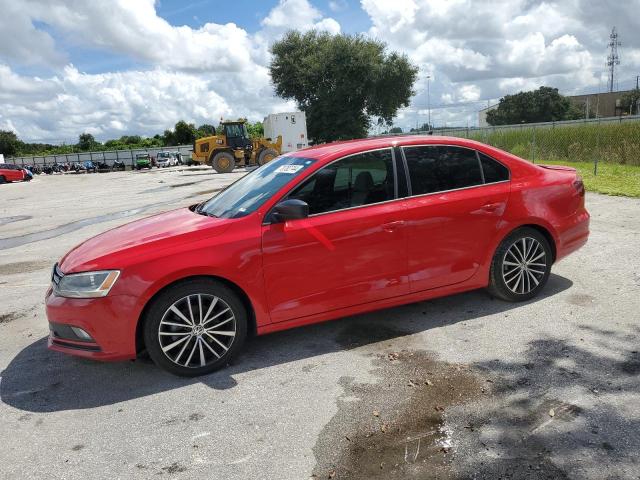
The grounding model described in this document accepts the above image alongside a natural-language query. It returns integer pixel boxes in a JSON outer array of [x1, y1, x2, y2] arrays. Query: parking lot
[[1, 167, 639, 479]]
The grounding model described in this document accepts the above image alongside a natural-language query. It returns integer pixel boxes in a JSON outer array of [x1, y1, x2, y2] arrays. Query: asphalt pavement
[[0, 167, 639, 479]]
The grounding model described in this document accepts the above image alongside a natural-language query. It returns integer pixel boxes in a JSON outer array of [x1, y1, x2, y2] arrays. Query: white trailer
[[263, 112, 308, 153]]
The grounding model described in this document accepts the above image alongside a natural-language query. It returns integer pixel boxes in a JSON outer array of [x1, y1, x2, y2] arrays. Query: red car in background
[[45, 136, 589, 376], [0, 164, 28, 183]]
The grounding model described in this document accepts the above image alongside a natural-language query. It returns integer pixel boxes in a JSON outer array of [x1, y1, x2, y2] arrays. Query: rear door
[[261, 148, 409, 323], [401, 145, 510, 292]]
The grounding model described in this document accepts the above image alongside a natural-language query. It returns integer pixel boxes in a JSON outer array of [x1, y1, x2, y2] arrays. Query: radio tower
[[606, 26, 621, 92]]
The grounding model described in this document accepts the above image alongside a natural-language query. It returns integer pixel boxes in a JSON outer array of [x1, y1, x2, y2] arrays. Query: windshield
[[225, 123, 247, 138], [197, 156, 316, 219]]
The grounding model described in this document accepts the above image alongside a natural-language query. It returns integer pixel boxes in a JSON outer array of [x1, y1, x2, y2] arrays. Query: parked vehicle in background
[[45, 135, 589, 376], [0, 163, 27, 183], [83, 160, 97, 173], [192, 119, 282, 173], [96, 161, 110, 172], [171, 152, 184, 165], [263, 112, 309, 153], [156, 152, 178, 168], [112, 160, 126, 171], [134, 153, 153, 170], [22, 167, 34, 181]]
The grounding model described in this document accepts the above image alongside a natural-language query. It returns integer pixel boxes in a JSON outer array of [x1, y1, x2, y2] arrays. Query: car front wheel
[[143, 278, 247, 376], [487, 227, 552, 302]]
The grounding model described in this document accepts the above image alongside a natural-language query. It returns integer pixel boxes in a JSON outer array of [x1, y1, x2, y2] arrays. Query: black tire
[[143, 278, 247, 377], [487, 227, 552, 302], [0, 175, 6, 184], [257, 148, 278, 166], [211, 151, 236, 173]]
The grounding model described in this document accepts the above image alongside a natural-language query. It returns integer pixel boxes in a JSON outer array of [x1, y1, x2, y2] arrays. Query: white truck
[[263, 112, 309, 153]]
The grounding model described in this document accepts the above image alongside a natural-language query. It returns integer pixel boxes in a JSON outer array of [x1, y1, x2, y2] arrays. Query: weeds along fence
[[404, 115, 640, 174], [6, 145, 193, 168]]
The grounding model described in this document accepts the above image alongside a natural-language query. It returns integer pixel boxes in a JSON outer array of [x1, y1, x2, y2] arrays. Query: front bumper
[[45, 288, 140, 361]]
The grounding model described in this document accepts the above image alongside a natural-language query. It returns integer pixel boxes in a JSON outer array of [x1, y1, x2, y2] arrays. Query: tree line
[[0, 120, 264, 157]]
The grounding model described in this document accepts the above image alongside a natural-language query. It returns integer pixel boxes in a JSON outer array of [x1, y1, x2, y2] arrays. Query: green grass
[[538, 160, 640, 198], [463, 121, 640, 166]]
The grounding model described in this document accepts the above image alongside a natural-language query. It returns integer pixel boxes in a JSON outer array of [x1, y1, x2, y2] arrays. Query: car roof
[[288, 135, 498, 161]]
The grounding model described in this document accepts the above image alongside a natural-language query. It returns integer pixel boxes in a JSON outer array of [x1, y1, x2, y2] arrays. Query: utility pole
[[606, 26, 621, 93], [426, 75, 431, 130]]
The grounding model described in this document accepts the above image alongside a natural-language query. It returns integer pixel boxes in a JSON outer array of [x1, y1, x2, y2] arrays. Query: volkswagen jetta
[[45, 136, 589, 376]]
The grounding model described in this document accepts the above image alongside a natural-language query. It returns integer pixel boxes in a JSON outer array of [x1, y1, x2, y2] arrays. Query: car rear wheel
[[487, 227, 552, 302], [212, 152, 235, 173], [143, 278, 247, 376], [0, 175, 6, 184]]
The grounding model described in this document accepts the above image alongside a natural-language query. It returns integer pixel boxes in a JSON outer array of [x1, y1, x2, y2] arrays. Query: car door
[[401, 145, 510, 292], [261, 148, 409, 323]]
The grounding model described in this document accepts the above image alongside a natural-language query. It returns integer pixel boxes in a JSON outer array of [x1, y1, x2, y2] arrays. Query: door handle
[[382, 220, 405, 232], [481, 202, 501, 212]]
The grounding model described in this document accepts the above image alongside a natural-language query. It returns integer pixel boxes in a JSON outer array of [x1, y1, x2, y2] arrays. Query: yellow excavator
[[192, 119, 282, 173]]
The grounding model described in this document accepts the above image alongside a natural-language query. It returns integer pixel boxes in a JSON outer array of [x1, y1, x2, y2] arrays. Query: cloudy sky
[[1, 0, 639, 143]]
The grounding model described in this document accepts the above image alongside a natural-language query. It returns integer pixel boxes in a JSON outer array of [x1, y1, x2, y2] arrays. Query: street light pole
[[426, 75, 431, 130]]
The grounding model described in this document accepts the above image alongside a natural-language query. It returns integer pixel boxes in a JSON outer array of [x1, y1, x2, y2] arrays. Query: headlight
[[54, 270, 120, 298]]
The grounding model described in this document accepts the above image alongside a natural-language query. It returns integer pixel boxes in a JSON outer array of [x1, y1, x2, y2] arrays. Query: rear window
[[403, 146, 483, 195], [479, 152, 510, 183]]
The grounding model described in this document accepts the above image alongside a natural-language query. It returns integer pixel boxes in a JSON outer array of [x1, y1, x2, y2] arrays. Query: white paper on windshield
[[275, 165, 303, 174]]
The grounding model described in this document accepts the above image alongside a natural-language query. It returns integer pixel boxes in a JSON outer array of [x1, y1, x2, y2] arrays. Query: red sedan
[[0, 164, 27, 183], [46, 136, 589, 376]]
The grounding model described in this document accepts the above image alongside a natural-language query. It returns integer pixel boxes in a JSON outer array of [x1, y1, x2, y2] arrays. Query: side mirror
[[270, 199, 309, 223]]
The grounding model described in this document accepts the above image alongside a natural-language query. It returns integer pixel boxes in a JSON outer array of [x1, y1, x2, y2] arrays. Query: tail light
[[573, 176, 585, 196]]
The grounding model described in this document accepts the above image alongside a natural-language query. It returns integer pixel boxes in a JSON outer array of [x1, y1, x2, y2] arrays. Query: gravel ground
[[0, 168, 639, 480]]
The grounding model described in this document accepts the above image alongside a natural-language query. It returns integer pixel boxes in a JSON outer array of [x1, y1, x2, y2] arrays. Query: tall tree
[[196, 124, 217, 138], [487, 87, 583, 125], [270, 30, 418, 143], [172, 121, 197, 145], [77, 132, 99, 151], [0, 130, 20, 156]]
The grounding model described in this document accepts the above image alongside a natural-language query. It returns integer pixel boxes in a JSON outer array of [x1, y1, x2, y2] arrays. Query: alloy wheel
[[502, 237, 547, 295], [158, 294, 236, 368]]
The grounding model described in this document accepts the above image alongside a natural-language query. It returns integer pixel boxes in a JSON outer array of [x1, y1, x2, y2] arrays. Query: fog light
[[70, 327, 93, 341]]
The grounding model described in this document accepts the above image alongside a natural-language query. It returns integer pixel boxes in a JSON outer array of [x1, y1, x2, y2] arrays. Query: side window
[[403, 146, 483, 195], [478, 152, 509, 183], [288, 149, 395, 215]]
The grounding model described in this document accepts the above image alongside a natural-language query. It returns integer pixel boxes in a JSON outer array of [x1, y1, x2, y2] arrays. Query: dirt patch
[[312, 349, 486, 479], [566, 293, 595, 307], [0, 312, 21, 324], [0, 260, 51, 275]]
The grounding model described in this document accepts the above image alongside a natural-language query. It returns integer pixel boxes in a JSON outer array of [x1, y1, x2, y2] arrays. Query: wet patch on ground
[[0, 215, 32, 226], [0, 260, 51, 275], [139, 181, 201, 194], [192, 187, 224, 197], [0, 204, 159, 250], [0, 312, 21, 324], [312, 349, 486, 479]]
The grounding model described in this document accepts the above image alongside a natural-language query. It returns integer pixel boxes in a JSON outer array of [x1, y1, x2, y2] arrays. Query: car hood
[[59, 207, 232, 273]]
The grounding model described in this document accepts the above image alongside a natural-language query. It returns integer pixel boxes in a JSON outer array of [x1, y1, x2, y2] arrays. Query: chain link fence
[[5, 145, 194, 169], [404, 114, 640, 175]]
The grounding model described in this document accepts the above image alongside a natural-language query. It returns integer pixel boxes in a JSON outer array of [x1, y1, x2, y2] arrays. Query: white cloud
[[2, 0, 640, 141], [360, 0, 640, 128], [0, 0, 336, 142]]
